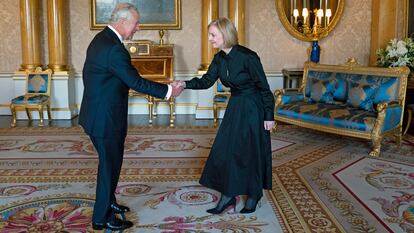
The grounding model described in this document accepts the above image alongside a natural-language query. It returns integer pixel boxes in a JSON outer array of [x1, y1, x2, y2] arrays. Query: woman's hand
[[264, 121, 275, 131], [171, 80, 186, 88]]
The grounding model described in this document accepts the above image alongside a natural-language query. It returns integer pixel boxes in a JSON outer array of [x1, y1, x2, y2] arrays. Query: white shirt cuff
[[165, 84, 172, 100]]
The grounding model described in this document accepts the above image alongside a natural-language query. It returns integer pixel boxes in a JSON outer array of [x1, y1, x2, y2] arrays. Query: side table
[[282, 68, 304, 89]]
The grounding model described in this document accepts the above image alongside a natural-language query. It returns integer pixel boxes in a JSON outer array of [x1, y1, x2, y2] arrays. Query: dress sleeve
[[247, 53, 275, 121], [185, 55, 220, 89]]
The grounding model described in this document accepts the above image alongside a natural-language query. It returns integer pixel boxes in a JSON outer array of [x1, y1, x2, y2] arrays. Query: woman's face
[[208, 25, 224, 49]]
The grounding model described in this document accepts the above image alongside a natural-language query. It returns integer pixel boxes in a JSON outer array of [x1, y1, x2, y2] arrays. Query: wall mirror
[[275, 0, 345, 41]]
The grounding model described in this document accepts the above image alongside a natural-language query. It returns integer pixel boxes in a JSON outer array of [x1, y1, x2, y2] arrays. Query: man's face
[[208, 25, 224, 49], [121, 10, 140, 40]]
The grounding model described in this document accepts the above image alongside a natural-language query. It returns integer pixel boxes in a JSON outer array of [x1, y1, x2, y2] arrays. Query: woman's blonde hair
[[208, 17, 238, 48]]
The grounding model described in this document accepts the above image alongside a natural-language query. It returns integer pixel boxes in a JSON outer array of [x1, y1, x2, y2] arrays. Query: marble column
[[47, 0, 68, 71], [199, 0, 219, 72], [19, 0, 42, 71], [228, 0, 246, 46]]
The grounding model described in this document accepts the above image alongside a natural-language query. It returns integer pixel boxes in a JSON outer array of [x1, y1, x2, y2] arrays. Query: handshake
[[170, 80, 186, 97]]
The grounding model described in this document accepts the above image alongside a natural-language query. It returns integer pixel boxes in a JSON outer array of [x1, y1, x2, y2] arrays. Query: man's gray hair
[[108, 3, 139, 24]]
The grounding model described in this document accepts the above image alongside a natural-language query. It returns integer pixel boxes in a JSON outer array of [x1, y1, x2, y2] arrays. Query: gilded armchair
[[10, 67, 52, 127]]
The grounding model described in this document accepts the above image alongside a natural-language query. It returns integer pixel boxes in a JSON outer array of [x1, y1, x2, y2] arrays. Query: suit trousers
[[90, 135, 126, 223]]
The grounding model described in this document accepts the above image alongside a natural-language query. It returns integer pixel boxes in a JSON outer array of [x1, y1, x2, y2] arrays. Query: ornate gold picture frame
[[90, 0, 181, 30]]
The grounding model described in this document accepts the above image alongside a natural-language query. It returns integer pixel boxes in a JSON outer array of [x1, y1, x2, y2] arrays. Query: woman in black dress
[[175, 17, 274, 214]]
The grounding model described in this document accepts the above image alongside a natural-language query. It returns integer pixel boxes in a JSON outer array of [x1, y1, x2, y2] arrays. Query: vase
[[310, 40, 320, 63]]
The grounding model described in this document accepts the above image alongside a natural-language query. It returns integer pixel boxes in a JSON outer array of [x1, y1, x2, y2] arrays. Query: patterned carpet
[[0, 125, 413, 233]]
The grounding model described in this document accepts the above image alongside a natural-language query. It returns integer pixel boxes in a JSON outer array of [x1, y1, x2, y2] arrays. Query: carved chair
[[213, 80, 230, 125], [10, 67, 52, 127]]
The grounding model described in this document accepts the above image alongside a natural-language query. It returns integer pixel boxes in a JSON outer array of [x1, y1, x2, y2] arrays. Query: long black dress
[[185, 45, 275, 199]]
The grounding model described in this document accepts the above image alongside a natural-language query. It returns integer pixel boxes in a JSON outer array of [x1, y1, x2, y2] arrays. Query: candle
[[302, 8, 309, 24], [317, 9, 324, 25], [326, 8, 332, 25], [293, 9, 299, 24]]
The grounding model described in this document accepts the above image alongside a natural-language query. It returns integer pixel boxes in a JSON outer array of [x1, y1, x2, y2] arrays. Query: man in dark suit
[[79, 3, 183, 231]]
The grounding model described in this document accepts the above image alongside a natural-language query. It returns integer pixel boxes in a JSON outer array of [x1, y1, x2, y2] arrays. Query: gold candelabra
[[293, 7, 329, 40]]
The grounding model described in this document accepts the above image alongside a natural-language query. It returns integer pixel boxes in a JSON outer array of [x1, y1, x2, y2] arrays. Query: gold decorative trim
[[196, 107, 214, 110], [275, 0, 345, 42], [275, 115, 401, 141], [50, 107, 71, 111], [90, 0, 182, 30]]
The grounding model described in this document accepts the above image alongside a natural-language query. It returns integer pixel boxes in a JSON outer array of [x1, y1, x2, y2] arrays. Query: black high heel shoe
[[207, 197, 236, 214], [240, 198, 261, 214]]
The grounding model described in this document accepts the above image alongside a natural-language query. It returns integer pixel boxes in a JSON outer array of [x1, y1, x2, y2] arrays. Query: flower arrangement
[[376, 37, 414, 72]]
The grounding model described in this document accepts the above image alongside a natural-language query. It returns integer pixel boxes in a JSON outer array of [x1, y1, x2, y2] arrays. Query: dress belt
[[231, 88, 258, 96]]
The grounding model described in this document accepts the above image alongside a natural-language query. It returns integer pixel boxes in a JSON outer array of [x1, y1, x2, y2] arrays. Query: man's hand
[[171, 81, 184, 97], [172, 81, 186, 88]]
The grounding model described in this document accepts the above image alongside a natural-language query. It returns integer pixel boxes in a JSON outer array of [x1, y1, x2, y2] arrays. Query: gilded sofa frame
[[274, 61, 410, 156]]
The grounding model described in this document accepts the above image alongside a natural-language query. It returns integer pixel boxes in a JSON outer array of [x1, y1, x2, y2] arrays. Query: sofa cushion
[[373, 77, 399, 104], [333, 73, 348, 101], [281, 91, 304, 105], [346, 81, 377, 111], [276, 102, 377, 132], [309, 78, 336, 103], [11, 94, 49, 104], [305, 71, 335, 97]]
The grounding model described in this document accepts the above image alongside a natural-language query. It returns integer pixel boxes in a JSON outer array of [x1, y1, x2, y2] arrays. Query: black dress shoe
[[92, 217, 133, 231], [240, 198, 261, 214], [111, 203, 130, 213], [206, 197, 237, 214]]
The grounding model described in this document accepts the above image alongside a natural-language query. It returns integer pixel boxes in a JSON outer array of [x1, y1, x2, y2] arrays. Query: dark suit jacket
[[79, 27, 168, 137]]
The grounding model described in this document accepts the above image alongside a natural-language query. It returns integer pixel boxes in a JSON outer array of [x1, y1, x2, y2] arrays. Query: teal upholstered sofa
[[274, 60, 410, 156]]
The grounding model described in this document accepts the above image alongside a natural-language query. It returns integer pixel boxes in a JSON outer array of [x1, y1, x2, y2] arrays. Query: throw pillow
[[309, 79, 336, 104], [346, 81, 377, 111]]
